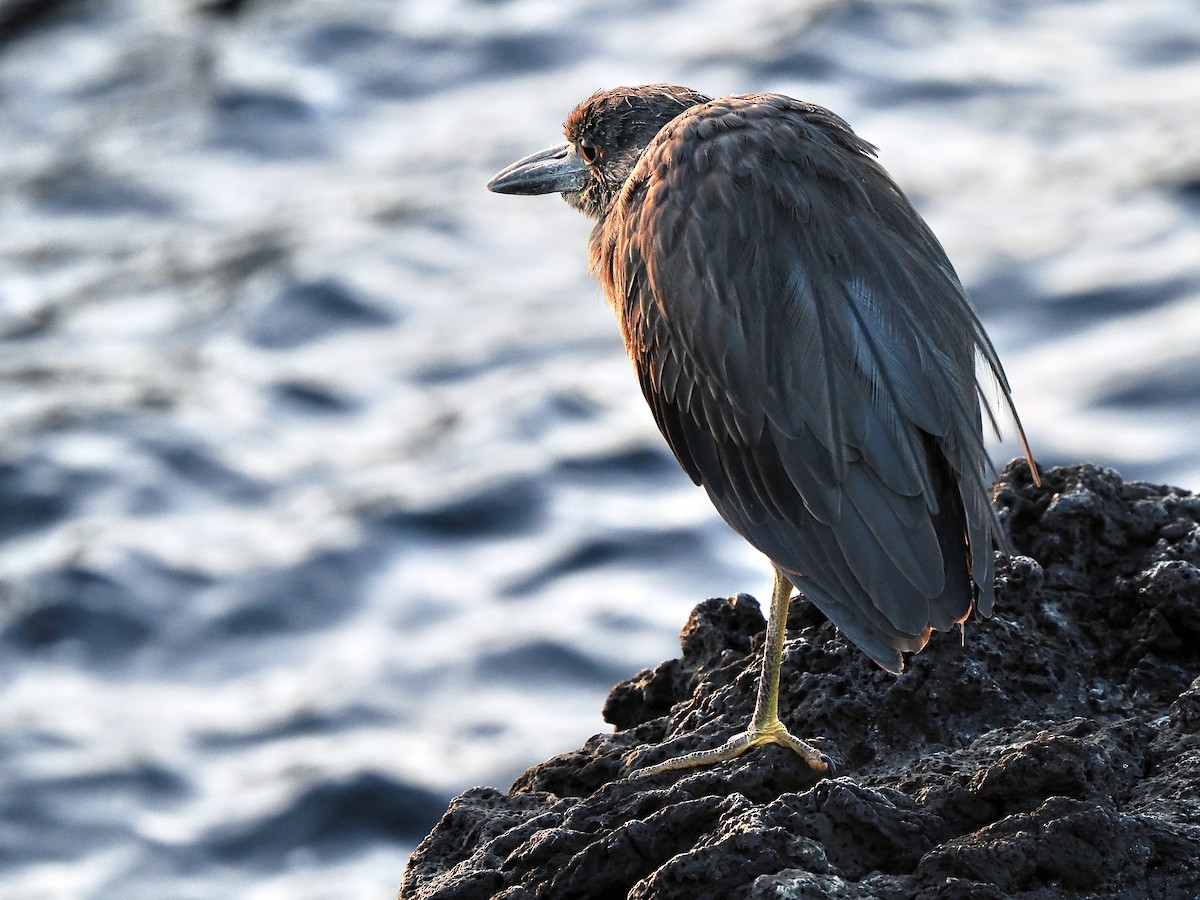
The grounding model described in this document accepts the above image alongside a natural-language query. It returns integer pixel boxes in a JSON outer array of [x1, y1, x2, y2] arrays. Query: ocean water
[[0, 0, 1197, 897]]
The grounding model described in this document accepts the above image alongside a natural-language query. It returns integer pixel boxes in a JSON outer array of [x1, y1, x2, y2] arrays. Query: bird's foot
[[633, 718, 834, 777]]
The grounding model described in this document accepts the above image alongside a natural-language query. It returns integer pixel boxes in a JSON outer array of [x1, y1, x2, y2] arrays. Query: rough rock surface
[[400, 463, 1200, 899]]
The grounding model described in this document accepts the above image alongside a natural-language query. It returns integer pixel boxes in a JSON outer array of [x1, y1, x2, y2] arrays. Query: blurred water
[[0, 0, 1197, 897]]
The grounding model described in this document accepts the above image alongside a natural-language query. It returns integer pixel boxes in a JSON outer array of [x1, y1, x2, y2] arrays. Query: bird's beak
[[486, 142, 589, 195]]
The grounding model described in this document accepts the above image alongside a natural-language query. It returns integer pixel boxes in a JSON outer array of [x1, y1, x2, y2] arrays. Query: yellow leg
[[635, 566, 832, 777]]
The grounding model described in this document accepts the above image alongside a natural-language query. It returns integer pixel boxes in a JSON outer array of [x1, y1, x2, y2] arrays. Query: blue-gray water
[[1, 1, 1198, 897]]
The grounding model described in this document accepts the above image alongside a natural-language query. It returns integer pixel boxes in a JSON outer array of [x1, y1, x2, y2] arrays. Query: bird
[[486, 85, 1038, 777]]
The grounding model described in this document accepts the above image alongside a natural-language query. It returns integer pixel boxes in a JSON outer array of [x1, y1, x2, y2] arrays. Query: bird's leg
[[635, 566, 832, 777]]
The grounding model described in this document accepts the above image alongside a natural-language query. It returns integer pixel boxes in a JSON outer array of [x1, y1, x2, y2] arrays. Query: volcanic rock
[[400, 462, 1200, 899]]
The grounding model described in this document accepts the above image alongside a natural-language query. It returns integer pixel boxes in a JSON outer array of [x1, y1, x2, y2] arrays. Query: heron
[[486, 85, 1037, 777]]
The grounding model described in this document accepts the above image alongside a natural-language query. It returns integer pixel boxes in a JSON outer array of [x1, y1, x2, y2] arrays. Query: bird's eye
[[578, 141, 599, 164]]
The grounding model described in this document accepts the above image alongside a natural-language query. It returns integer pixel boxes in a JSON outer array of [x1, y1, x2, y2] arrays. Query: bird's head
[[487, 85, 712, 220]]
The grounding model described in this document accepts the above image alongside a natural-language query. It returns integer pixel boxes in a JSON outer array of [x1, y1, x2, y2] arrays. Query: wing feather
[[594, 94, 1020, 668]]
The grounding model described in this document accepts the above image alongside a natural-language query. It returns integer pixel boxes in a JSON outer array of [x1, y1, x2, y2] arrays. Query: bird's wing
[[595, 95, 1015, 671]]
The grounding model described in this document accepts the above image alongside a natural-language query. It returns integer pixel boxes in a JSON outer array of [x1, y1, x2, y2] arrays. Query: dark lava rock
[[400, 462, 1200, 899]]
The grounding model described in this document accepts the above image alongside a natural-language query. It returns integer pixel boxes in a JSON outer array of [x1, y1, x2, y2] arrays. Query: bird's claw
[[818, 753, 837, 777], [631, 720, 831, 778]]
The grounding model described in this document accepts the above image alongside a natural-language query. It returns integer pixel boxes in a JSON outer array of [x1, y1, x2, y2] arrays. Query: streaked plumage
[[487, 85, 1036, 772]]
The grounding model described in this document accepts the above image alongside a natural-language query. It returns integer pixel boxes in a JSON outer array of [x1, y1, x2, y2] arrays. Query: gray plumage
[[488, 85, 1036, 674]]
